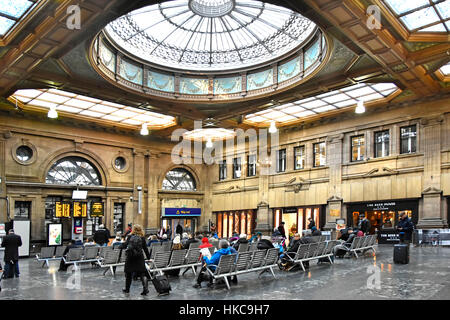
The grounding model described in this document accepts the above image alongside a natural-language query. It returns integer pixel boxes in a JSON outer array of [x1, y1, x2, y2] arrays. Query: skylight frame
[[382, 0, 450, 33], [244, 82, 400, 126], [0, 0, 39, 37], [10, 88, 177, 130]]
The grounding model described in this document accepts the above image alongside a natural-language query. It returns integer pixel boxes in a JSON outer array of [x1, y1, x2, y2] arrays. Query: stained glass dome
[[104, 0, 317, 71]]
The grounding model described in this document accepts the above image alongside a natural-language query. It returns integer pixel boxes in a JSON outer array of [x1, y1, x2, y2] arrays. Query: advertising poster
[[47, 223, 63, 246]]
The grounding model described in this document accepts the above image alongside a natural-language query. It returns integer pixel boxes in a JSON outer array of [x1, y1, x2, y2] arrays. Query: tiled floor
[[0, 245, 449, 300]]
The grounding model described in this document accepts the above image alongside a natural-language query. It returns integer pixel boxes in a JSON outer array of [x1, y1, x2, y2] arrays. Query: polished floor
[[0, 245, 449, 300]]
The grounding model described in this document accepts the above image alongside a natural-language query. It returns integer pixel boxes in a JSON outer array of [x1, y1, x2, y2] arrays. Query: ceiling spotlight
[[355, 100, 365, 114], [206, 138, 213, 148], [48, 106, 58, 119], [140, 123, 149, 135], [268, 121, 278, 133]]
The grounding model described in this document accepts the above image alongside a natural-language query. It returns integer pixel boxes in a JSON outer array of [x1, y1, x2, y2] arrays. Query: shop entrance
[[162, 218, 196, 239], [348, 200, 418, 235], [273, 206, 322, 244]]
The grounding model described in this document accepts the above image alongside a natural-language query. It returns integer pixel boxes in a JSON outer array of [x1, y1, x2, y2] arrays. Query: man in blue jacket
[[396, 213, 414, 244], [193, 240, 234, 288]]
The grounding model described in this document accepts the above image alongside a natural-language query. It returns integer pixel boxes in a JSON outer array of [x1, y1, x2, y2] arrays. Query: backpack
[[126, 235, 143, 258]]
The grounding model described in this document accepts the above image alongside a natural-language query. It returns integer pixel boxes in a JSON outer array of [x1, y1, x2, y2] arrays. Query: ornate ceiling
[[0, 0, 449, 139]]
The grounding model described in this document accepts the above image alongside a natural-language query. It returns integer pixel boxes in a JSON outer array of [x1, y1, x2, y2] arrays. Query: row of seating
[[206, 248, 280, 290], [282, 240, 339, 272], [346, 235, 377, 258]]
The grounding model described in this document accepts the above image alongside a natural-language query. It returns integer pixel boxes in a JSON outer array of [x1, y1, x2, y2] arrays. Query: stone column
[[254, 159, 272, 235], [0, 132, 6, 222], [146, 153, 160, 230], [324, 133, 344, 230], [418, 115, 447, 228], [132, 148, 147, 227]]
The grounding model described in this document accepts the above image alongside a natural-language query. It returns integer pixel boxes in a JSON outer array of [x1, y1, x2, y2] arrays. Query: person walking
[[124, 223, 133, 239], [359, 216, 371, 235], [120, 224, 150, 295], [277, 222, 286, 238], [1, 230, 22, 278], [176, 222, 183, 238]]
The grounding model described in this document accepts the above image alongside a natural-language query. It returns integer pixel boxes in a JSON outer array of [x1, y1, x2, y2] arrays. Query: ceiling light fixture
[[355, 100, 366, 114], [268, 121, 278, 133], [206, 138, 213, 148], [48, 106, 58, 119], [140, 123, 149, 135]]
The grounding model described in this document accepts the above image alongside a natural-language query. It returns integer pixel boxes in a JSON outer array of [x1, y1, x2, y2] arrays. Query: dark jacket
[[63, 243, 81, 256], [360, 219, 371, 234], [257, 239, 274, 250], [93, 228, 111, 245], [120, 235, 150, 274], [1, 234, 22, 262], [287, 239, 301, 253], [232, 238, 248, 250], [311, 229, 322, 236], [307, 220, 316, 230], [277, 225, 286, 238], [397, 217, 414, 240], [183, 238, 199, 250], [176, 224, 183, 235]]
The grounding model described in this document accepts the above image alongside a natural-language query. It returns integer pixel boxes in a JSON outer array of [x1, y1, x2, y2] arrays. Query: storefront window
[[375, 130, 390, 158], [113, 203, 124, 235], [215, 210, 255, 239], [276, 149, 286, 172], [247, 154, 256, 177], [351, 135, 365, 162], [294, 146, 305, 170], [400, 125, 417, 154], [313, 142, 326, 167]]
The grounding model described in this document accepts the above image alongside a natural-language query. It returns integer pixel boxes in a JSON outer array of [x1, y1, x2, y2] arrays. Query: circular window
[[114, 157, 126, 170], [112, 155, 129, 173], [16, 146, 33, 162]]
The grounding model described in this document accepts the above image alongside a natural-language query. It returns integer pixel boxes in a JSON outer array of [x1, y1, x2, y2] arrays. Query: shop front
[[346, 199, 419, 244], [161, 207, 201, 239], [273, 205, 325, 240], [214, 209, 256, 239]]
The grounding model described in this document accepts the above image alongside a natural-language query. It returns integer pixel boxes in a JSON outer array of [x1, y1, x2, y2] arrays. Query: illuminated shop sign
[[164, 208, 201, 217]]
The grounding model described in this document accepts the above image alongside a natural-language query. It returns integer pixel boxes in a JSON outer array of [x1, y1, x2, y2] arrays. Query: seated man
[[83, 237, 99, 247], [232, 234, 248, 250], [311, 226, 322, 236], [183, 233, 200, 249], [333, 228, 356, 258], [58, 240, 81, 271], [193, 240, 234, 288], [280, 233, 312, 270]]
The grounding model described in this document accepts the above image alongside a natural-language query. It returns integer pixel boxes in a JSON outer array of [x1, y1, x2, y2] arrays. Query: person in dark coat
[[359, 216, 371, 235], [277, 222, 286, 238], [396, 213, 414, 244], [1, 230, 22, 278], [232, 234, 248, 250], [58, 240, 81, 271], [93, 224, 111, 246], [120, 224, 150, 295], [311, 226, 322, 236], [124, 223, 132, 239], [176, 223, 183, 237], [307, 217, 316, 230], [183, 233, 200, 249]]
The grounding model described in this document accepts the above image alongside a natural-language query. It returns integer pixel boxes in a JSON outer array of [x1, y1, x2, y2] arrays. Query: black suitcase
[[393, 244, 409, 264], [151, 274, 171, 296]]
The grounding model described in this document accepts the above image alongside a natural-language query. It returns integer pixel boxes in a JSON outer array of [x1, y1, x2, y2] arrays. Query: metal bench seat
[[62, 247, 102, 270], [349, 235, 377, 258], [36, 247, 58, 267]]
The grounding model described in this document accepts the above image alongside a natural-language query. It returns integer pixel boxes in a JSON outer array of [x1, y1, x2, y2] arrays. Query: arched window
[[162, 168, 196, 191], [46, 156, 101, 186]]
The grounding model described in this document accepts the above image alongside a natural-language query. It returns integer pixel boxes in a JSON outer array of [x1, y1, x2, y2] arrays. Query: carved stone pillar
[[147, 152, 160, 229], [324, 134, 344, 230], [254, 159, 272, 235], [417, 115, 447, 228], [132, 148, 147, 227]]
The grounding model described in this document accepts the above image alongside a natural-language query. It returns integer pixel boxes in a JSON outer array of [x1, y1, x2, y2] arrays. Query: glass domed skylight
[[104, 0, 317, 71]]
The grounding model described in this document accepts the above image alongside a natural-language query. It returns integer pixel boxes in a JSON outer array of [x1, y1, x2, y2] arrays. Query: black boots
[[141, 277, 149, 295]]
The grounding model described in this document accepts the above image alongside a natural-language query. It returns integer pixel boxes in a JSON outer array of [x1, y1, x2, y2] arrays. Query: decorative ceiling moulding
[[88, 0, 332, 104]]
